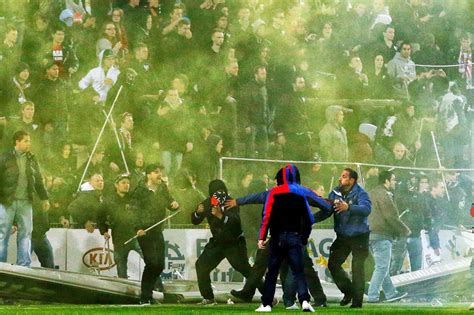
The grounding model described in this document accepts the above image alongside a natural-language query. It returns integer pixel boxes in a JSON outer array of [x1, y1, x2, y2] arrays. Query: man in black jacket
[[192, 179, 252, 305], [132, 163, 179, 304], [97, 173, 142, 279], [0, 130, 49, 266]]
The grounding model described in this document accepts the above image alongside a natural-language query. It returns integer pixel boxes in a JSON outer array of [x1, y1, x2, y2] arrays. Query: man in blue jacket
[[314, 167, 371, 308]]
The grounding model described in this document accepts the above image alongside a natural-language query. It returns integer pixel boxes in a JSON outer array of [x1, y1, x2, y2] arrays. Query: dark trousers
[[328, 232, 369, 307], [281, 247, 327, 306], [138, 231, 165, 301], [239, 246, 268, 297], [262, 232, 310, 307], [114, 238, 143, 279], [31, 234, 55, 268], [195, 237, 252, 300]]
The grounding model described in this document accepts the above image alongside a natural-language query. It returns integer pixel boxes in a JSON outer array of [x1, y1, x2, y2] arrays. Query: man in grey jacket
[[367, 170, 410, 303], [386, 41, 416, 98]]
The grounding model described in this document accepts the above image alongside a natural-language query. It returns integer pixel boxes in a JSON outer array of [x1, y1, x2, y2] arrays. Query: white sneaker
[[255, 304, 272, 312], [301, 301, 315, 312], [469, 302, 474, 310], [285, 303, 300, 310]]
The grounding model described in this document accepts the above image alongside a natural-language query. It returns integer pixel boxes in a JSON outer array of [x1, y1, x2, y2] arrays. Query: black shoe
[[350, 304, 362, 308], [230, 289, 253, 302], [340, 295, 352, 306]]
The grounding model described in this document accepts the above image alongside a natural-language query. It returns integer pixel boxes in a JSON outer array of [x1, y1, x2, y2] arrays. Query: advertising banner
[[7, 228, 471, 282]]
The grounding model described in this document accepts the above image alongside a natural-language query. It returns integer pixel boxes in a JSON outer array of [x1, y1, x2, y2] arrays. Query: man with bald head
[[68, 173, 104, 232]]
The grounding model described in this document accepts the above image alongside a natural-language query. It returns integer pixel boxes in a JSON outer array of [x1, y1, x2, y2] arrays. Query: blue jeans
[[0, 200, 33, 266], [262, 232, 310, 307], [368, 234, 398, 302], [407, 236, 423, 271]]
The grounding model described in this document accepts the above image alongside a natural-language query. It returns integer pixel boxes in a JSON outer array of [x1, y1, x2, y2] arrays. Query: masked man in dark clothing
[[255, 164, 330, 312], [192, 179, 252, 305], [97, 173, 143, 279], [132, 163, 179, 304]]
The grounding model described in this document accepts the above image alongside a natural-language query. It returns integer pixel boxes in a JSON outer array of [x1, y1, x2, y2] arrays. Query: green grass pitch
[[0, 303, 471, 314]]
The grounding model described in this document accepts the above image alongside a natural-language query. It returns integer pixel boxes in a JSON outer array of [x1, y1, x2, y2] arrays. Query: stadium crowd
[[0, 0, 472, 307]]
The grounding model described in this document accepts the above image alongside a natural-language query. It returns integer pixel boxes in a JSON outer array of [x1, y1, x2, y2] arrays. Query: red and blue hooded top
[[257, 164, 331, 242]]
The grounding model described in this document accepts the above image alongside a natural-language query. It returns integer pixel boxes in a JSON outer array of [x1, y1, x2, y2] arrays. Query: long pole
[[430, 131, 451, 201], [102, 110, 130, 173], [123, 210, 182, 245], [413, 118, 425, 166], [76, 86, 123, 192]]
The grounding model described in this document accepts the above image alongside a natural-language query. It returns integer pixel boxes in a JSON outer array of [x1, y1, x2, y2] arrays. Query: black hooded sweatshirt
[[191, 179, 244, 243]]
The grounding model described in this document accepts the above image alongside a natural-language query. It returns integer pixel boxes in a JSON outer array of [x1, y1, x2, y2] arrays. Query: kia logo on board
[[82, 247, 116, 270]]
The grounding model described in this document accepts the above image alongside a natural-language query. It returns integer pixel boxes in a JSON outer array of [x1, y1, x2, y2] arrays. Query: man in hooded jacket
[[255, 164, 328, 312], [225, 164, 332, 308], [191, 179, 252, 305]]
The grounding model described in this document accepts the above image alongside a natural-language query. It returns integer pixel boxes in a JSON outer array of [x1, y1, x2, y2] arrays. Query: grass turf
[[0, 303, 471, 314]]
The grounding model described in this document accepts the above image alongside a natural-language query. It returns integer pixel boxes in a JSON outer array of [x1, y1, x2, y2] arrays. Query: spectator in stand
[[162, 18, 195, 73], [209, 29, 226, 59], [3, 102, 40, 151], [0, 25, 21, 84], [454, 33, 472, 91], [170, 168, 206, 225], [122, 0, 146, 46], [153, 88, 192, 179], [78, 148, 107, 182], [22, 13, 51, 73], [392, 101, 422, 159], [215, 15, 231, 44], [96, 22, 124, 58], [274, 75, 312, 160], [319, 105, 349, 162], [3, 63, 33, 119], [110, 8, 129, 54], [368, 0, 391, 30], [106, 112, 135, 175], [315, 22, 342, 73], [340, 1, 371, 51], [367, 54, 392, 98], [162, 4, 185, 37], [78, 49, 120, 104], [350, 123, 377, 163], [387, 41, 417, 99], [230, 7, 253, 42], [412, 33, 446, 71], [46, 17, 80, 79], [240, 65, 273, 158], [364, 24, 397, 66], [338, 55, 369, 99], [437, 82, 468, 168], [34, 62, 69, 143]]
